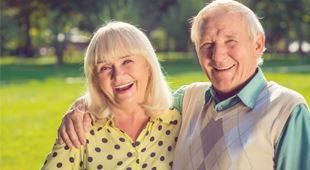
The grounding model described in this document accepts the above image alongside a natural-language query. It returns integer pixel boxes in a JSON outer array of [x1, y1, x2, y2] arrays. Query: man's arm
[[172, 85, 188, 114], [58, 85, 189, 148], [275, 104, 310, 170], [58, 97, 92, 149]]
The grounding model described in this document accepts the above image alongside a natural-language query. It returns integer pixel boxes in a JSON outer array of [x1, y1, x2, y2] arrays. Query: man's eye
[[201, 42, 212, 49], [123, 60, 133, 65]]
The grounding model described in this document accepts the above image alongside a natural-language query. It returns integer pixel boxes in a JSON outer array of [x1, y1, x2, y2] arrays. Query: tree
[[2, 0, 38, 57]]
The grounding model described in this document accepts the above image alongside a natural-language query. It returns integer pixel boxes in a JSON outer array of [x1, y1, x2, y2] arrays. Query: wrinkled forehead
[[198, 11, 244, 41]]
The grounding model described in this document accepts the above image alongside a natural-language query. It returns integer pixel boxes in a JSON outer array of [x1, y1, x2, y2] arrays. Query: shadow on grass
[[1, 63, 85, 81]]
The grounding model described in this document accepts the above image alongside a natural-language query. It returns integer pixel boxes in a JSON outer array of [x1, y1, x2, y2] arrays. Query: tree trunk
[[55, 42, 65, 66], [24, 14, 33, 58]]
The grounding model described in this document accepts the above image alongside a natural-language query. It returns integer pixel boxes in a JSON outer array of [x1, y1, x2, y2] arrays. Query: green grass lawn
[[1, 54, 310, 170]]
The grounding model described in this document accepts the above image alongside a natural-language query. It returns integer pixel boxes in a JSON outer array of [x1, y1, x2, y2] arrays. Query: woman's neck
[[112, 105, 150, 143]]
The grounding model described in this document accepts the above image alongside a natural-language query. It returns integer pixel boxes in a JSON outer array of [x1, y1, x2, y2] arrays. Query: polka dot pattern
[[56, 162, 62, 168], [141, 148, 146, 152], [114, 144, 120, 149], [41, 108, 181, 170], [69, 157, 74, 163], [107, 155, 113, 160], [97, 165, 103, 169], [102, 138, 108, 143], [142, 163, 147, 168], [119, 138, 125, 142]]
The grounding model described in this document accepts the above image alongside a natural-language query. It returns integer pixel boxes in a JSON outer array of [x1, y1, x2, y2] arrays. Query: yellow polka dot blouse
[[40, 108, 181, 170]]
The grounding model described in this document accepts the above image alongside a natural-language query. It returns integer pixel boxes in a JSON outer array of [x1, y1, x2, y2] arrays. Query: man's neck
[[216, 68, 258, 101]]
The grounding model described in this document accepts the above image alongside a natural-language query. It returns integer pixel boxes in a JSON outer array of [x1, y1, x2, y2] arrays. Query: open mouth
[[214, 64, 234, 71], [114, 81, 135, 91]]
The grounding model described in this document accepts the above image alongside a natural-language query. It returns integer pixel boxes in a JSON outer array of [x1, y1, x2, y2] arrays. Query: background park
[[1, 0, 310, 169]]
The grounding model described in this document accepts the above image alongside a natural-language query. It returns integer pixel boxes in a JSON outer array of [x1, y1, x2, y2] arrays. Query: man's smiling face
[[197, 10, 264, 100]]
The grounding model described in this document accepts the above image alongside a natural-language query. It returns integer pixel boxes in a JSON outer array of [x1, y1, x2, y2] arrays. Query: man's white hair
[[190, 0, 266, 65], [84, 21, 172, 121]]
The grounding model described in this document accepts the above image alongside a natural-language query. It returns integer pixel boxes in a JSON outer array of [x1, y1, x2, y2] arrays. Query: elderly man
[[170, 1, 310, 169], [57, 0, 310, 169]]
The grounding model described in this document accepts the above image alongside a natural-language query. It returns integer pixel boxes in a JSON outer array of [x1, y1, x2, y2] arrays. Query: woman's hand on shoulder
[[57, 97, 92, 149]]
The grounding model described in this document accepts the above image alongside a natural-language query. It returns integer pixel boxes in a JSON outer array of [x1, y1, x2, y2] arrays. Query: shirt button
[[133, 152, 138, 156], [218, 106, 223, 111]]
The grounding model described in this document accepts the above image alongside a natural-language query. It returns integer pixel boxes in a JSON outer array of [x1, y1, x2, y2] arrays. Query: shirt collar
[[150, 108, 175, 124], [97, 108, 175, 128], [204, 67, 267, 108]]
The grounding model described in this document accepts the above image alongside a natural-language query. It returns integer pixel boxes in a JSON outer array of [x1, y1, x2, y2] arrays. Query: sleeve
[[171, 85, 188, 114], [40, 138, 84, 170], [275, 104, 310, 170]]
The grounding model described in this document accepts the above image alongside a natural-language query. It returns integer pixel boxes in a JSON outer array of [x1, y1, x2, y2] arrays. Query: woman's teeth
[[114, 82, 134, 89]]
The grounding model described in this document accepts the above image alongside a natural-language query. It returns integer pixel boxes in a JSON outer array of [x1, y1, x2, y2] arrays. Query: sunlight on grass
[[1, 55, 310, 170], [1, 73, 310, 169], [1, 79, 85, 170]]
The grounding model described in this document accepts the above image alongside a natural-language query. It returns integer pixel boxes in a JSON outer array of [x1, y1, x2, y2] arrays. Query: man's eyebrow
[[225, 34, 237, 39]]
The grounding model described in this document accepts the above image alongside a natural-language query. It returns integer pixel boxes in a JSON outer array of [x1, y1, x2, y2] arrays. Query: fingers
[[83, 113, 92, 133], [71, 110, 87, 146], [57, 97, 89, 149], [57, 123, 65, 145], [63, 114, 78, 148], [65, 110, 84, 148]]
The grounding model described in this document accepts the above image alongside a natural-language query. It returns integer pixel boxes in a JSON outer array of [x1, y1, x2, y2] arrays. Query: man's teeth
[[216, 65, 234, 70], [114, 82, 134, 89]]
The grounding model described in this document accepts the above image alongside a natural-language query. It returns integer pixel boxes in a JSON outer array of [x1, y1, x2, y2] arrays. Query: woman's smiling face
[[96, 55, 150, 107]]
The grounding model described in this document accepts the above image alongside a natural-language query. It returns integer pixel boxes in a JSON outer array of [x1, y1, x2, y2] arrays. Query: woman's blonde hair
[[83, 21, 172, 121], [190, 0, 266, 65]]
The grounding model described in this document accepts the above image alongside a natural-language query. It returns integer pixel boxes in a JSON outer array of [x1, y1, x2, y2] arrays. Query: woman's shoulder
[[86, 119, 110, 136], [157, 107, 182, 124]]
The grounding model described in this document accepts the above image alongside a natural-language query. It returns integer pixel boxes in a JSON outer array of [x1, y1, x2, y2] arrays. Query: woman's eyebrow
[[120, 55, 130, 59]]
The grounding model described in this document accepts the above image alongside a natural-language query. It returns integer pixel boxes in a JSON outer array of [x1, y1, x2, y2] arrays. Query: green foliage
[[2, 0, 310, 59], [150, 27, 167, 51]]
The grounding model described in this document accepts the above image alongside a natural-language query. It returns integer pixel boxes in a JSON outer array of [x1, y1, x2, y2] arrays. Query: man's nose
[[212, 44, 228, 61]]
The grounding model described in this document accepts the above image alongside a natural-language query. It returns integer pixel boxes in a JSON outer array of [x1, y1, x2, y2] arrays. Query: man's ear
[[195, 46, 200, 58], [254, 34, 265, 59]]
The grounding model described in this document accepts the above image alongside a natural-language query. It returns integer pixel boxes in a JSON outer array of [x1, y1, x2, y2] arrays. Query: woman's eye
[[123, 60, 133, 65], [99, 66, 111, 72]]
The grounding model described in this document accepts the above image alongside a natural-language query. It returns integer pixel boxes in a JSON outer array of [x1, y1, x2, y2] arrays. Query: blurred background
[[1, 0, 310, 169]]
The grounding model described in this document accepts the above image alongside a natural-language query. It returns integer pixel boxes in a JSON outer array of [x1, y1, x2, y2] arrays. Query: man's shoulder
[[266, 81, 305, 99], [264, 81, 307, 107], [172, 82, 211, 96], [187, 82, 212, 90]]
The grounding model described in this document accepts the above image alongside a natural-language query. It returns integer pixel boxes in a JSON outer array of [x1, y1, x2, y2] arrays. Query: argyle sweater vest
[[172, 81, 308, 170]]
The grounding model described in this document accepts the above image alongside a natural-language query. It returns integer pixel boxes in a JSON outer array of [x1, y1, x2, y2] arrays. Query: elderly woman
[[40, 21, 181, 170]]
